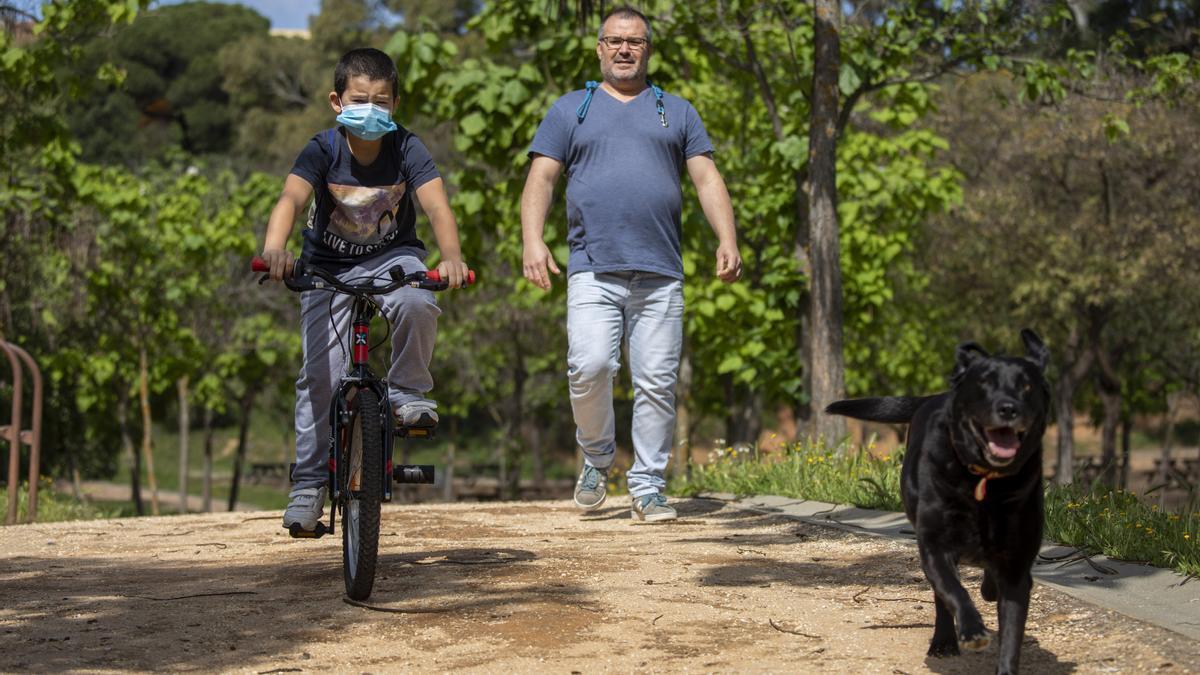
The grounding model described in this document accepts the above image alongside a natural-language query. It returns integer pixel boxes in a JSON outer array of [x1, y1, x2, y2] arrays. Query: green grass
[[1045, 485, 1199, 577], [0, 480, 131, 523], [671, 440, 904, 511], [673, 440, 1199, 578]]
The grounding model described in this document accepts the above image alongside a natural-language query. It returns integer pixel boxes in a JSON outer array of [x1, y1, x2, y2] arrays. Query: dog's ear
[[1020, 328, 1049, 371], [953, 342, 989, 379]]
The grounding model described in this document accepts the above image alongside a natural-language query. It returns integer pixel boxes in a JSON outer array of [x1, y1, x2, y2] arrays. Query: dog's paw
[[927, 639, 960, 657], [958, 628, 993, 652]]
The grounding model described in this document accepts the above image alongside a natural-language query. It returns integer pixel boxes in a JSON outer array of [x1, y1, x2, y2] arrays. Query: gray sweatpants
[[292, 253, 440, 489]]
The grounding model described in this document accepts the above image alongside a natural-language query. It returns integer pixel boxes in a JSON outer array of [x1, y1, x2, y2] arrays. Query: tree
[[1, 0, 150, 492], [384, 1, 971, 458], [70, 1, 271, 162], [808, 0, 846, 441], [924, 73, 1200, 484]]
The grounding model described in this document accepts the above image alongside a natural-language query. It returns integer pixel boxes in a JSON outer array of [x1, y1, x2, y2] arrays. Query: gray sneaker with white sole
[[631, 493, 677, 522], [282, 486, 327, 531], [396, 400, 439, 427], [573, 464, 608, 510]]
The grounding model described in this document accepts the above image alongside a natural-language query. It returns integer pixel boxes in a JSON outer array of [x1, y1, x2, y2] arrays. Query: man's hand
[[261, 248, 294, 281], [523, 240, 561, 291], [436, 259, 471, 289], [715, 241, 742, 283]]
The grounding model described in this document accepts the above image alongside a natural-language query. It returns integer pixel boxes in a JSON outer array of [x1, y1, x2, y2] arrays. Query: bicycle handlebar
[[251, 256, 476, 294]]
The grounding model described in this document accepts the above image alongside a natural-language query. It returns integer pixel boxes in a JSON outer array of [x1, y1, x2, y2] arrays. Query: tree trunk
[[228, 390, 255, 512], [64, 440, 87, 504], [117, 390, 143, 515], [138, 347, 160, 515], [202, 406, 214, 513], [723, 377, 762, 447], [1119, 416, 1132, 489], [1097, 377, 1121, 487], [1054, 376, 1078, 486], [506, 331, 526, 501], [443, 417, 457, 502], [808, 0, 847, 446], [671, 347, 693, 478], [177, 375, 190, 514], [1157, 391, 1182, 509], [1054, 332, 1094, 485], [527, 421, 544, 487]]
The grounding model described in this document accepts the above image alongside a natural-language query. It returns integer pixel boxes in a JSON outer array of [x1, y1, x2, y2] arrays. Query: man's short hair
[[598, 5, 652, 43], [334, 48, 399, 98]]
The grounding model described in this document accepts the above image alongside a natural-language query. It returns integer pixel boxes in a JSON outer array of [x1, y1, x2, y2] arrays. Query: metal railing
[[1, 341, 42, 525]]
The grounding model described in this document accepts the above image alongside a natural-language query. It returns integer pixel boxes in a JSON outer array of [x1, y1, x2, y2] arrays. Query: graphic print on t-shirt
[[319, 182, 408, 256]]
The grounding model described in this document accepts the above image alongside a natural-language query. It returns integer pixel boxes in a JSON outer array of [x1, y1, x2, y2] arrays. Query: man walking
[[521, 6, 742, 522]]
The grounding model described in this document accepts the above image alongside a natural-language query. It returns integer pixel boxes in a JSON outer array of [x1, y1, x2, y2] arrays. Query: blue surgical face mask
[[336, 102, 397, 141]]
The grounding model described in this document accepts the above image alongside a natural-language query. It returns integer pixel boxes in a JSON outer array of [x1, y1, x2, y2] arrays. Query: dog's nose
[[997, 401, 1019, 421]]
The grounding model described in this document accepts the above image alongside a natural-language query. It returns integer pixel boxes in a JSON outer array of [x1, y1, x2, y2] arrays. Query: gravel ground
[[1, 498, 1196, 673]]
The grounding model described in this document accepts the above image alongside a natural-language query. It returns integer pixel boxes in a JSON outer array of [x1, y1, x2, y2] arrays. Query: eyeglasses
[[599, 35, 649, 50]]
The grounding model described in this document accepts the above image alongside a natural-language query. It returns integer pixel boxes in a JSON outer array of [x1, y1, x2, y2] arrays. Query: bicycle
[[251, 256, 475, 600]]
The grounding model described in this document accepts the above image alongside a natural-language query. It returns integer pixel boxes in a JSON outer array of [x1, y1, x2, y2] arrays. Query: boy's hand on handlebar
[[436, 259, 471, 289], [260, 248, 294, 281]]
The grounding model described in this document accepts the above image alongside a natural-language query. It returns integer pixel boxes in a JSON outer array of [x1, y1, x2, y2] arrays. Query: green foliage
[[70, 1, 271, 161], [3, 0, 1199, 503], [1045, 484, 1199, 577], [385, 3, 592, 458], [0, 479, 127, 523], [673, 441, 905, 512]]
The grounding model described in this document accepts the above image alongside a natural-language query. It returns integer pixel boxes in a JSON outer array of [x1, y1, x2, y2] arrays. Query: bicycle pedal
[[393, 464, 435, 484], [288, 522, 331, 539], [395, 419, 437, 439]]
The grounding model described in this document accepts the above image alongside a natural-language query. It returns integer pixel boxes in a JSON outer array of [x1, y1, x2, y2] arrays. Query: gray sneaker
[[396, 400, 438, 427], [573, 464, 608, 510], [283, 486, 327, 531], [631, 493, 677, 522]]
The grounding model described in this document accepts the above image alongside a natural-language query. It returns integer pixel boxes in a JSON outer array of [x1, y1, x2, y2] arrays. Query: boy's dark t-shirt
[[289, 126, 440, 272]]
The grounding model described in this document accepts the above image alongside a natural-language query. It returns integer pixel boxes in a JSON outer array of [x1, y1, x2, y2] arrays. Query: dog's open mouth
[[982, 426, 1023, 464]]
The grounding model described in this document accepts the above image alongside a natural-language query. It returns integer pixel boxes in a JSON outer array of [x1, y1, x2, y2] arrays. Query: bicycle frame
[[252, 256, 471, 544]]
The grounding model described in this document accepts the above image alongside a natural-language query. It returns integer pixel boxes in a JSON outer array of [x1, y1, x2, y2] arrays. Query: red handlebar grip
[[251, 257, 270, 272], [425, 269, 476, 285]]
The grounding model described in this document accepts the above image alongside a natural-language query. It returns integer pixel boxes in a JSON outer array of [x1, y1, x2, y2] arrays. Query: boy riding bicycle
[[259, 48, 468, 533]]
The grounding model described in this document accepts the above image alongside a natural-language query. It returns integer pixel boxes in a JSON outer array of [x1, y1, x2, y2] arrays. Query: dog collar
[[968, 464, 1003, 501]]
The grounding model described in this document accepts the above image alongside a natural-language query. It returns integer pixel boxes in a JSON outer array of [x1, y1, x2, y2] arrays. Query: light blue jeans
[[293, 253, 440, 489], [567, 271, 684, 498]]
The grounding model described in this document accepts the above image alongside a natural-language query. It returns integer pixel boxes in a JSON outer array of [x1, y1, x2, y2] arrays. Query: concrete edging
[[703, 493, 1200, 641]]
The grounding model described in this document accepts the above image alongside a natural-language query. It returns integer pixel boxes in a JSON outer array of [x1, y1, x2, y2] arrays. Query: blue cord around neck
[[576, 81, 668, 127]]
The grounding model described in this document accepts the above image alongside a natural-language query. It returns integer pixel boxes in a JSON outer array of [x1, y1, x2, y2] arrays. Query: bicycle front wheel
[[342, 386, 384, 600]]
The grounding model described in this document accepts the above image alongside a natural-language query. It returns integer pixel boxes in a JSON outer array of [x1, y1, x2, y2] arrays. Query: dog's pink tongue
[[985, 428, 1020, 458]]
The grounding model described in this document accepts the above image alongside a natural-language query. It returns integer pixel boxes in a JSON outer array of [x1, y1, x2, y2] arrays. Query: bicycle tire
[[342, 386, 383, 600]]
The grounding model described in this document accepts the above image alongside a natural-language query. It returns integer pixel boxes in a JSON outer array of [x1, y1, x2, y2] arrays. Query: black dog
[[826, 329, 1051, 675]]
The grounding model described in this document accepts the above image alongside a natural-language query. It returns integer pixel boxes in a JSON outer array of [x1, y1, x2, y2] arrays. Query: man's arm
[[414, 177, 469, 289], [261, 174, 314, 281], [520, 154, 565, 290], [686, 153, 742, 283]]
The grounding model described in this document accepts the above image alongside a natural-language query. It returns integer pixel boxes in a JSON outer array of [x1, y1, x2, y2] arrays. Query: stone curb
[[701, 492, 1200, 641]]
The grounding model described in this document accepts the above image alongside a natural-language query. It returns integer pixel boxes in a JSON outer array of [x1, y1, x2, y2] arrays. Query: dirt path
[[1, 499, 1195, 673]]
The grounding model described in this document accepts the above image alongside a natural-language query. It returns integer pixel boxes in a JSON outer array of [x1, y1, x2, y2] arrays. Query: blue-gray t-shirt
[[289, 126, 440, 273], [528, 86, 714, 280]]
